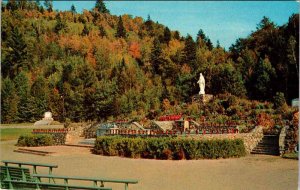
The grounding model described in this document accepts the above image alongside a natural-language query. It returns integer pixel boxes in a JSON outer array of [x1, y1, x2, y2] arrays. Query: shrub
[[93, 136, 246, 160], [273, 92, 286, 109], [17, 134, 54, 147]]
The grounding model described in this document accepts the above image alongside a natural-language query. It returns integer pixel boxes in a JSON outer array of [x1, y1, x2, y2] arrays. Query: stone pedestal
[[192, 94, 213, 104]]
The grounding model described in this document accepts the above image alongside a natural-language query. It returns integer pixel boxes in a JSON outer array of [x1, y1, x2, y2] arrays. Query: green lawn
[[1, 123, 34, 127], [0, 128, 33, 141]]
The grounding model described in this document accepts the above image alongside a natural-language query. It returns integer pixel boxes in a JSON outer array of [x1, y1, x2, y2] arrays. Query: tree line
[[1, 0, 299, 123]]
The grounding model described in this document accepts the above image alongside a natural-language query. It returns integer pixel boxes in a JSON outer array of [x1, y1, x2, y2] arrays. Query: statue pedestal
[[192, 94, 213, 104]]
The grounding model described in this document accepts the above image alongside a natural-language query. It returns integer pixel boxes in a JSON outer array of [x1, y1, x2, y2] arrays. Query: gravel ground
[[1, 140, 298, 190]]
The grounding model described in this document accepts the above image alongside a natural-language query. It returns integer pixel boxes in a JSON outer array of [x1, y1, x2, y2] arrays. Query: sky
[[52, 1, 299, 49]]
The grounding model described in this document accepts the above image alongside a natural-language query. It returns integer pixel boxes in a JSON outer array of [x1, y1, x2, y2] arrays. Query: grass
[[0, 123, 34, 127], [282, 152, 299, 160], [0, 128, 33, 141]]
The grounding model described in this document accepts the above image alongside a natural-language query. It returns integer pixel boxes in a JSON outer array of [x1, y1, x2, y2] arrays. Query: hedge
[[17, 134, 54, 147], [93, 136, 246, 159]]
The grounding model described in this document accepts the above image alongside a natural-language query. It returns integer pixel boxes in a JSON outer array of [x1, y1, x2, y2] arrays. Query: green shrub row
[[17, 134, 54, 147], [93, 136, 246, 159]]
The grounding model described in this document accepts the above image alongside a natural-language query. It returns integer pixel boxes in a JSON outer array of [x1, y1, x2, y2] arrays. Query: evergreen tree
[[6, 0, 18, 11], [31, 75, 49, 119], [211, 64, 246, 97], [2, 27, 28, 78], [44, 0, 52, 12], [145, 14, 154, 36], [174, 31, 180, 40], [163, 27, 171, 44], [115, 16, 127, 38], [206, 38, 213, 50], [82, 24, 90, 36], [95, 0, 110, 14], [257, 16, 275, 30], [196, 29, 213, 50], [99, 25, 107, 37], [54, 15, 67, 34], [1, 78, 19, 123], [182, 34, 197, 69], [14, 72, 30, 122], [216, 40, 221, 48], [151, 38, 163, 74], [251, 58, 276, 100], [71, 4, 76, 14]]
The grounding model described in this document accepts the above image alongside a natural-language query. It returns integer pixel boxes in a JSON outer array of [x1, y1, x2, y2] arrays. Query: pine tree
[[163, 27, 171, 44], [251, 58, 276, 100], [99, 25, 107, 37], [31, 75, 49, 119], [151, 38, 164, 74], [71, 4, 76, 14], [115, 16, 127, 38], [182, 34, 197, 69], [174, 31, 180, 40], [216, 40, 221, 48], [145, 14, 154, 36], [1, 78, 19, 123], [44, 0, 52, 12], [14, 71, 30, 122], [95, 0, 110, 14], [6, 0, 18, 11], [2, 27, 28, 78], [54, 15, 67, 34], [206, 38, 213, 50], [82, 24, 90, 36]]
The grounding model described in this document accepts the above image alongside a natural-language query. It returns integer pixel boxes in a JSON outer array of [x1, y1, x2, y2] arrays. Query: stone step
[[255, 144, 279, 147], [251, 134, 280, 156], [252, 148, 279, 152], [251, 151, 279, 156], [13, 148, 54, 156], [64, 144, 93, 148]]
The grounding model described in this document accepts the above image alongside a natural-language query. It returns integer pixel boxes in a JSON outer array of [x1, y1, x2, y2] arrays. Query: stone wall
[[279, 126, 287, 156], [52, 133, 66, 145], [185, 126, 263, 154]]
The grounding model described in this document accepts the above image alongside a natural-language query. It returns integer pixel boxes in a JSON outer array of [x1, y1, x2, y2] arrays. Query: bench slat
[[3, 179, 112, 190], [33, 174, 138, 184], [2, 160, 58, 168]]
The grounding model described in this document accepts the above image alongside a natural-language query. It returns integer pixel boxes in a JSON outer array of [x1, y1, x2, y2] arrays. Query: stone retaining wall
[[185, 126, 263, 154], [52, 133, 66, 145], [279, 126, 287, 156]]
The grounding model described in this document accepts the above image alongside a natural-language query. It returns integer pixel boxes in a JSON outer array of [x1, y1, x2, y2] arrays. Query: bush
[[273, 92, 286, 109], [17, 134, 54, 147], [93, 136, 246, 160]]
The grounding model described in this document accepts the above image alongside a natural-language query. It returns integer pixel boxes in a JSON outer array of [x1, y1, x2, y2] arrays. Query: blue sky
[[52, 1, 299, 49]]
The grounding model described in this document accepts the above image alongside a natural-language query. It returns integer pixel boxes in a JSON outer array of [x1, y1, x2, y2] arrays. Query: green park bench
[[0, 165, 33, 189], [1, 160, 138, 190], [2, 160, 58, 175], [33, 174, 138, 190], [1, 179, 112, 190]]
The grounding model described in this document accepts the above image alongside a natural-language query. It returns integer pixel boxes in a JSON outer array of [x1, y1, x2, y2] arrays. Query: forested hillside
[[1, 1, 299, 123]]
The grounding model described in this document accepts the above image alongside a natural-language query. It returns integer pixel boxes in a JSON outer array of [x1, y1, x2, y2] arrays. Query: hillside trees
[[0, 1, 298, 123]]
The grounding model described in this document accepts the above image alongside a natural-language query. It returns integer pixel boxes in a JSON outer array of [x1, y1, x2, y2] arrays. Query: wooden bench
[[33, 174, 138, 190]]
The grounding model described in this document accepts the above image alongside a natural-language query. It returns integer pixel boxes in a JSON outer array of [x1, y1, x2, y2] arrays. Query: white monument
[[43, 112, 53, 120], [197, 73, 205, 95]]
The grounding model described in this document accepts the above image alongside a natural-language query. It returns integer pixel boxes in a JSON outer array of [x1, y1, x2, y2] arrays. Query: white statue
[[197, 73, 205, 95]]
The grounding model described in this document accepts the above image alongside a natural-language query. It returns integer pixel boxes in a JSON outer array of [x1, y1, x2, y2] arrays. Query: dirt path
[[1, 140, 298, 190]]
